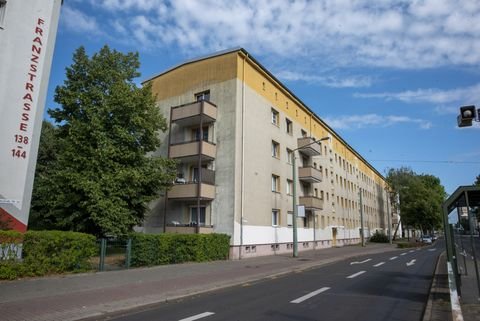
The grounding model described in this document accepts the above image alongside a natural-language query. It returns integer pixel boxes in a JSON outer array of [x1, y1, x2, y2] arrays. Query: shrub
[[369, 231, 389, 243], [396, 242, 418, 249], [22, 230, 97, 275], [130, 233, 230, 267]]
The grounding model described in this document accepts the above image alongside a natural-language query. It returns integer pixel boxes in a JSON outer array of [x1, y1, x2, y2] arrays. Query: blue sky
[[46, 0, 480, 194]]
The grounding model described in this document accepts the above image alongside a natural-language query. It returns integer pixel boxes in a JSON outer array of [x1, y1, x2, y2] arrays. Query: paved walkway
[[0, 243, 434, 321]]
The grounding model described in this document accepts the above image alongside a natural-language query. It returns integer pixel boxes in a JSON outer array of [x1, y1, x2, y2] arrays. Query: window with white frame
[[271, 140, 280, 158], [0, 0, 7, 28], [271, 174, 280, 192], [195, 90, 210, 101], [272, 209, 280, 226], [287, 212, 293, 226], [286, 179, 293, 195], [271, 108, 279, 126]]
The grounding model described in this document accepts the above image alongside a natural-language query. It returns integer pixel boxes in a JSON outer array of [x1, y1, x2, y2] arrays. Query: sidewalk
[[0, 243, 420, 321]]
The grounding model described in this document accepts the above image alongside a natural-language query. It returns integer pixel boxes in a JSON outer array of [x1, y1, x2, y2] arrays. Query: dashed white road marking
[[409, 250, 415, 253], [428, 248, 437, 252], [389, 256, 398, 260], [179, 312, 215, 321], [290, 287, 331, 304], [406, 259, 416, 267], [347, 271, 366, 279], [400, 252, 407, 256], [350, 259, 372, 265], [373, 262, 385, 267]]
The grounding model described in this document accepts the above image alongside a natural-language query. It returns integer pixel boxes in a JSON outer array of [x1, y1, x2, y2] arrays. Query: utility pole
[[359, 188, 365, 247]]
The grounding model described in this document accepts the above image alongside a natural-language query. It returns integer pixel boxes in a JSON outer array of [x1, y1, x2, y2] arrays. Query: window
[[301, 129, 307, 137], [195, 90, 210, 101], [286, 148, 293, 164], [286, 118, 293, 135], [190, 207, 206, 226], [271, 174, 280, 192], [271, 140, 280, 158], [286, 179, 293, 195], [272, 209, 280, 226], [192, 126, 209, 142], [0, 0, 6, 28], [287, 212, 293, 226], [271, 108, 279, 126]]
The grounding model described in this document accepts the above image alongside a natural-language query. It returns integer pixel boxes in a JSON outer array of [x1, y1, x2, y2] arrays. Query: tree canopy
[[30, 46, 176, 236], [386, 167, 446, 233]]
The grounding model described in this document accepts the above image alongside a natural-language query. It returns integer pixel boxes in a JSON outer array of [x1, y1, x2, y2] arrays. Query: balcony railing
[[171, 101, 217, 125], [168, 182, 215, 200], [169, 140, 216, 160], [165, 224, 214, 234], [297, 137, 321, 156], [298, 166, 323, 183], [299, 195, 324, 210]]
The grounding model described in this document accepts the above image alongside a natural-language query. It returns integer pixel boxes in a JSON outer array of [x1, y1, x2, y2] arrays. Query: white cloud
[[61, 6, 99, 34], [354, 83, 480, 104], [68, 0, 480, 69], [276, 71, 373, 88], [324, 113, 432, 130]]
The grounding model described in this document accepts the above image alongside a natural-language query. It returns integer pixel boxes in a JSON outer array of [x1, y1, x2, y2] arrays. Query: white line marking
[[428, 248, 437, 252], [179, 312, 215, 321], [373, 262, 385, 267], [290, 287, 331, 304], [406, 259, 416, 267], [347, 271, 366, 279], [409, 250, 415, 253], [389, 256, 398, 260], [400, 252, 407, 256], [350, 258, 372, 265]]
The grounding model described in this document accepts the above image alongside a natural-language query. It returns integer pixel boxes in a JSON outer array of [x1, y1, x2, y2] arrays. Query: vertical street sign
[[0, 0, 62, 231]]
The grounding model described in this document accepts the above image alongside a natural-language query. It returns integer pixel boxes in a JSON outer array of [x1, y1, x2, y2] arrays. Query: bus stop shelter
[[443, 185, 480, 309]]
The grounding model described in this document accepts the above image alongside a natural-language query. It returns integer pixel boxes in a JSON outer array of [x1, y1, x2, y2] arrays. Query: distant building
[[0, 0, 62, 231], [143, 48, 391, 258]]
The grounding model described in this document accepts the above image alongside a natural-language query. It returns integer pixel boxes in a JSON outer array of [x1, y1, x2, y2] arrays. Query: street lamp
[[292, 136, 330, 257]]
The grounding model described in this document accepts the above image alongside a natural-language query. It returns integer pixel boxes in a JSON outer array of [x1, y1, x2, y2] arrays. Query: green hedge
[[130, 233, 230, 267], [0, 230, 96, 280], [369, 231, 389, 243]]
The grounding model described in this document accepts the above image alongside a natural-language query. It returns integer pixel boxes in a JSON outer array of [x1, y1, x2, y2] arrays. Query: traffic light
[[457, 105, 477, 127]]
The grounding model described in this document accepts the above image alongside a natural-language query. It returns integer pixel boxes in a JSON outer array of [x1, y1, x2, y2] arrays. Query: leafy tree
[[475, 174, 480, 186], [30, 46, 176, 236], [386, 167, 445, 235]]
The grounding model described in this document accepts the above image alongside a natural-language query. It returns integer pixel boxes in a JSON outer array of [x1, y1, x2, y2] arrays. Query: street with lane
[[98, 242, 443, 321]]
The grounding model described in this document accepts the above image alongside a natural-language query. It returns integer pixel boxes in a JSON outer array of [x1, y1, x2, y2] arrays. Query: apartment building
[[142, 48, 391, 258]]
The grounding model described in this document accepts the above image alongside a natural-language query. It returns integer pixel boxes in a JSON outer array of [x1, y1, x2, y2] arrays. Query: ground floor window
[[272, 209, 280, 226]]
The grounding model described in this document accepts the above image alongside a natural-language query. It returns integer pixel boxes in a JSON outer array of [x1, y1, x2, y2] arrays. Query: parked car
[[420, 235, 433, 244]]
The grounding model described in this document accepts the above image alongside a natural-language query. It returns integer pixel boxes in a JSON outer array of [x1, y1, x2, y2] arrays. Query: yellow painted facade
[[146, 48, 386, 189]]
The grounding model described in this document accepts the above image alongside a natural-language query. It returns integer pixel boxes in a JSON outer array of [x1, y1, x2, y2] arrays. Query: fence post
[[125, 238, 132, 269], [99, 238, 106, 272]]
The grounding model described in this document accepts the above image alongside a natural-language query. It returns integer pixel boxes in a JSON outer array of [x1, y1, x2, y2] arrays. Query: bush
[[130, 233, 230, 267], [0, 230, 96, 279], [396, 242, 418, 248], [23, 231, 97, 275], [369, 231, 389, 243]]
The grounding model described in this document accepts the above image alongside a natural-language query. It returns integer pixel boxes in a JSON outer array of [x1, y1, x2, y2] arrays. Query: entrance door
[[332, 227, 337, 247]]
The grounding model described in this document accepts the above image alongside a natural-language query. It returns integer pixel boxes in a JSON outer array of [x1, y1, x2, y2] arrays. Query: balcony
[[298, 166, 323, 183], [297, 137, 321, 156], [169, 140, 216, 161], [165, 225, 214, 234], [171, 101, 217, 126], [168, 183, 215, 200], [299, 196, 324, 210]]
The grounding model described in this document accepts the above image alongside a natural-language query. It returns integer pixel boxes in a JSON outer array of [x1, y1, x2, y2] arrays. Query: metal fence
[[97, 238, 132, 272]]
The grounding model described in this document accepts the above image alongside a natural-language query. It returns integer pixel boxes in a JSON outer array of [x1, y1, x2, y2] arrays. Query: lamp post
[[292, 136, 330, 257]]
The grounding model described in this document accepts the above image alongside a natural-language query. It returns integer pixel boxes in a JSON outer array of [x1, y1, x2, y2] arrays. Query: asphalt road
[[98, 242, 443, 321]]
